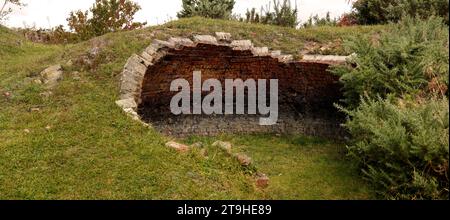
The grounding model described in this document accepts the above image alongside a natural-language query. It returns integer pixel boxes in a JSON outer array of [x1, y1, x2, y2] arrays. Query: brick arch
[[116, 33, 347, 138]]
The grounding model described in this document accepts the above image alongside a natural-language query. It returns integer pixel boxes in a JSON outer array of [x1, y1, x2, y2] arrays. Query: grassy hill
[[0, 18, 383, 199]]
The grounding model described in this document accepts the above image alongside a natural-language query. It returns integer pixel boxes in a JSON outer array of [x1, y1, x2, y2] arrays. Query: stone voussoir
[[215, 32, 232, 42], [275, 54, 294, 63], [251, 47, 269, 56], [115, 98, 137, 111], [301, 54, 349, 65], [268, 49, 294, 63], [123, 54, 147, 73], [169, 37, 195, 47], [143, 44, 159, 56], [152, 39, 176, 49], [230, 40, 253, 51], [120, 54, 147, 101], [270, 50, 281, 56], [140, 51, 155, 66], [193, 35, 218, 45]]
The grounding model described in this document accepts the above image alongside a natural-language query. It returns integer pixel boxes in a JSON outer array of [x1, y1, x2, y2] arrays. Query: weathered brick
[[134, 44, 344, 139]]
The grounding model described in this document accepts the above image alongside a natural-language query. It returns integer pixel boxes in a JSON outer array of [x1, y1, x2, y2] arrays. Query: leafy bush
[[331, 16, 449, 108], [242, 0, 298, 28], [67, 0, 146, 41], [351, 0, 449, 25], [339, 97, 449, 199], [177, 0, 235, 19]]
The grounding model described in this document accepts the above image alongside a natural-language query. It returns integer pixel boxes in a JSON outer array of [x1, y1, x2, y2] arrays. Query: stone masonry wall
[[117, 33, 347, 139]]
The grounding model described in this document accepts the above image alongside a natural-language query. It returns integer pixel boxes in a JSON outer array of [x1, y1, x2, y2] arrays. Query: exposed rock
[[71, 71, 81, 80], [89, 46, 101, 57], [29, 107, 40, 112], [165, 141, 190, 153], [255, 173, 270, 189], [75, 46, 101, 70], [234, 153, 252, 166], [75, 39, 109, 70], [77, 55, 92, 69], [90, 38, 109, 54], [212, 141, 232, 153], [191, 142, 204, 148], [40, 91, 53, 98], [40, 65, 63, 87]]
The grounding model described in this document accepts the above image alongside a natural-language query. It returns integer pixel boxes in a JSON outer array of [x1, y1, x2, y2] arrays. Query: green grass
[[0, 18, 380, 199], [184, 135, 373, 200]]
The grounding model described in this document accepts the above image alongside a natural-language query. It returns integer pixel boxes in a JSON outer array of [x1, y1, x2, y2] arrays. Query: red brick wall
[[138, 44, 344, 138]]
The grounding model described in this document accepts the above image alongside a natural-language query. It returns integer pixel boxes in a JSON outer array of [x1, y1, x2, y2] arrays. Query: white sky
[[4, 0, 352, 29]]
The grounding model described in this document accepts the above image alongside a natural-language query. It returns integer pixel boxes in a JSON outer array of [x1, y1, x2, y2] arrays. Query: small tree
[[177, 0, 235, 19], [271, 0, 298, 27], [0, 0, 25, 22], [67, 10, 91, 40], [245, 8, 260, 23], [67, 0, 146, 40]]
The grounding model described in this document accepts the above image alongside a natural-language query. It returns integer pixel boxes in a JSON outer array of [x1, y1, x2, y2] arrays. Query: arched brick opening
[[117, 34, 346, 138]]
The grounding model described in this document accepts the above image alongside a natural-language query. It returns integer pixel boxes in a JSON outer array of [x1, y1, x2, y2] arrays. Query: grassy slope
[[0, 18, 380, 199]]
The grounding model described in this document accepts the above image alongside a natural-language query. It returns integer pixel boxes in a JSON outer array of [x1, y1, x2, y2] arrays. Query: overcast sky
[[4, 0, 352, 29]]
